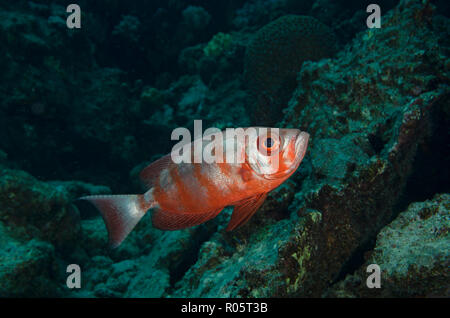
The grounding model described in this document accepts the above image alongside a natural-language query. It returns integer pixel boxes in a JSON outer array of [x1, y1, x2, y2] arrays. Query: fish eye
[[265, 137, 274, 148], [258, 133, 280, 155]]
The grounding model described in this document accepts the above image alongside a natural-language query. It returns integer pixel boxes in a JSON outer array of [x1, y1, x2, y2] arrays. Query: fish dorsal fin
[[226, 192, 268, 231], [139, 155, 172, 189], [152, 208, 224, 230]]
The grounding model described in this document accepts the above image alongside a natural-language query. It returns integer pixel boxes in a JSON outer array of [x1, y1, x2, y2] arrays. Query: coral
[[232, 0, 314, 29], [139, 86, 167, 120], [244, 15, 337, 125], [182, 6, 211, 30], [203, 33, 233, 58], [140, 87, 165, 107], [178, 44, 206, 74], [112, 15, 141, 43], [162, 75, 249, 129]]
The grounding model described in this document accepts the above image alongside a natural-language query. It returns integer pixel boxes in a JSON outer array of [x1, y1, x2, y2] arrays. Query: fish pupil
[[265, 137, 273, 148]]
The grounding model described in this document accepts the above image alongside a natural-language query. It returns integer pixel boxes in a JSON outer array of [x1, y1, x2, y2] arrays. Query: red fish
[[80, 128, 309, 247]]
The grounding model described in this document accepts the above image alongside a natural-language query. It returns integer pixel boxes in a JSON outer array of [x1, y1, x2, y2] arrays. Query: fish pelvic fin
[[226, 192, 268, 231], [79, 192, 154, 248]]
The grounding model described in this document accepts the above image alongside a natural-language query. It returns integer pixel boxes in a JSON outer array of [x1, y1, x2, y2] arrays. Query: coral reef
[[0, 0, 448, 298]]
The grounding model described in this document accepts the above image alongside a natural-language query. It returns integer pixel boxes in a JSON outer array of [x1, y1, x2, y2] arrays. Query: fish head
[[245, 127, 309, 180]]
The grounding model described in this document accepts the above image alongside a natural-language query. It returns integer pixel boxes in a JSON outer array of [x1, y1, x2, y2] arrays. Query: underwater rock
[[80, 218, 108, 257], [310, 136, 369, 184], [0, 168, 120, 296], [125, 267, 170, 298], [0, 233, 60, 297], [326, 193, 450, 297], [0, 169, 80, 251], [47, 180, 111, 202], [308, 0, 398, 44], [172, 221, 294, 297], [124, 224, 219, 297], [244, 14, 337, 125], [94, 259, 139, 297]]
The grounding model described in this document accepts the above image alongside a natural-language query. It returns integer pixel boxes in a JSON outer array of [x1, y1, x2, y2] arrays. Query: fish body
[[80, 128, 309, 247]]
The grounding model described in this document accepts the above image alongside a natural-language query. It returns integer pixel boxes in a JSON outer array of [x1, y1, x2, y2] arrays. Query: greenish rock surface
[[326, 193, 449, 297]]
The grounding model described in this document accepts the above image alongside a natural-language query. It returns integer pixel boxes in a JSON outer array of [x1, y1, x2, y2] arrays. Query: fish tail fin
[[79, 192, 154, 248]]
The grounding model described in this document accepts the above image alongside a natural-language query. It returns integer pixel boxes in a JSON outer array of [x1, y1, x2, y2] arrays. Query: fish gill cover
[[0, 0, 448, 298]]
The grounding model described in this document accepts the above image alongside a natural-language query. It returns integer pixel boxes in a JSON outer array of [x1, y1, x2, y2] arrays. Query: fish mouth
[[274, 130, 309, 177], [294, 131, 310, 161]]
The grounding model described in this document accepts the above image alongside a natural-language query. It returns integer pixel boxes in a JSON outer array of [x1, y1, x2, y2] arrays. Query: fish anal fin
[[152, 208, 224, 230], [226, 192, 268, 231], [139, 155, 172, 189]]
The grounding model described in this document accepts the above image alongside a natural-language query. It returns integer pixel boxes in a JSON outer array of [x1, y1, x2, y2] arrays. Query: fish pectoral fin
[[152, 208, 224, 230], [226, 192, 268, 231], [139, 155, 172, 189]]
